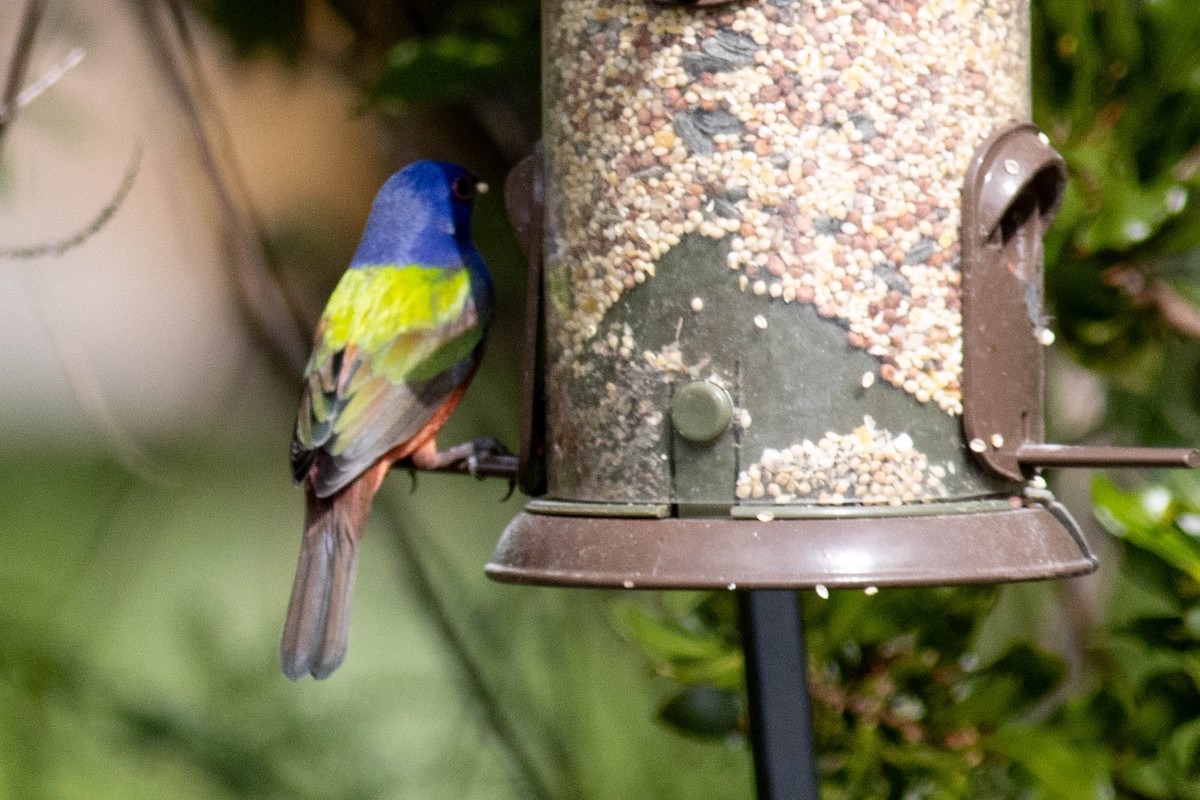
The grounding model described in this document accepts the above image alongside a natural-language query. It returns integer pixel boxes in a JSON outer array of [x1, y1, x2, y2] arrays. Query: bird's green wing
[[291, 264, 485, 497]]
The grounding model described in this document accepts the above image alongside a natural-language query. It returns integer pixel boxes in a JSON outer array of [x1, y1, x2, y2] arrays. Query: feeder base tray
[[486, 501, 1096, 589]]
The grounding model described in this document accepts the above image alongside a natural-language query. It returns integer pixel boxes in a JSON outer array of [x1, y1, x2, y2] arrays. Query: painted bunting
[[281, 160, 495, 680]]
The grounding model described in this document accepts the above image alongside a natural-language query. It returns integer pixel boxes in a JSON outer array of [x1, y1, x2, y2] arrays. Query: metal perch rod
[[395, 453, 520, 480], [1017, 444, 1199, 469]]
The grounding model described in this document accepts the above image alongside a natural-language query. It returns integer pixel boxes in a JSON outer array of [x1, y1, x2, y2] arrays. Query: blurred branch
[[134, 0, 311, 380], [19, 261, 172, 484], [162, 0, 300, 312], [379, 494, 555, 800], [0, 138, 164, 478], [1105, 265, 1200, 341], [1172, 140, 1200, 183], [14, 46, 84, 109], [1145, 284, 1200, 340], [0, 143, 142, 259], [332, 0, 532, 167], [0, 0, 47, 157]]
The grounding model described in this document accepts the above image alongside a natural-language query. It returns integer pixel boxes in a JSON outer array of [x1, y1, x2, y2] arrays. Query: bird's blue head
[[350, 160, 481, 269]]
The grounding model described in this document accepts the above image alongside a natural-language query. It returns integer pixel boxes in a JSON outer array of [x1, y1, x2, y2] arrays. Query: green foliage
[[191, 0, 309, 63], [613, 591, 743, 689], [190, 0, 541, 110], [1093, 474, 1200, 582], [1060, 476, 1200, 798], [618, 586, 1098, 798], [1034, 0, 1200, 374], [368, 1, 539, 107]]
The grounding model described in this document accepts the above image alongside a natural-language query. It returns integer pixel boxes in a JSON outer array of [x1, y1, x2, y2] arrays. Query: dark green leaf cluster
[[616, 587, 1103, 798], [1064, 478, 1200, 798], [191, 0, 308, 63], [189, 0, 540, 109], [369, 2, 540, 107], [1034, 0, 1200, 373]]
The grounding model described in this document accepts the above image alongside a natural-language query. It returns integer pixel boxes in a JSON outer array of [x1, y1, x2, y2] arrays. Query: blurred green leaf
[[990, 723, 1113, 800], [613, 602, 732, 664], [954, 644, 1067, 727], [657, 686, 742, 740], [367, 0, 538, 107], [191, 0, 308, 63], [1094, 476, 1200, 582], [371, 35, 515, 105], [612, 598, 744, 690]]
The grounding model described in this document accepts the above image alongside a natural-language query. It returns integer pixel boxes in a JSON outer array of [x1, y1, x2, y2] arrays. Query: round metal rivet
[[671, 380, 734, 444]]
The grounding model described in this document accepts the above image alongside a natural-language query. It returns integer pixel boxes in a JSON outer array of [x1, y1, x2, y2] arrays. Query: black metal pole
[[739, 590, 820, 800]]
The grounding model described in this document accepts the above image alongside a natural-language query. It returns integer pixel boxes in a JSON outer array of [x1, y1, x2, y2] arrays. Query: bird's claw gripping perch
[[466, 435, 513, 479], [466, 436, 519, 500], [458, 436, 519, 499], [403, 436, 517, 487]]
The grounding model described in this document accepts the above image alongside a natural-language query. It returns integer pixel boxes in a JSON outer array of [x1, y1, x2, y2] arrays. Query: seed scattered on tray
[[735, 416, 950, 506]]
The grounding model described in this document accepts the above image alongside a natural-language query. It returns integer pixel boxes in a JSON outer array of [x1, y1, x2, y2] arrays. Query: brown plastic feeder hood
[[960, 123, 1198, 480]]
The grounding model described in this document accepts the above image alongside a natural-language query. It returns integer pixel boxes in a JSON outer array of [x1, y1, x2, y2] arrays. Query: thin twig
[[134, 0, 310, 378], [378, 493, 556, 800], [161, 0, 317, 332], [18, 264, 173, 484], [15, 46, 84, 109], [0, 0, 47, 155], [1148, 282, 1200, 340], [1172, 140, 1200, 183], [1105, 265, 1200, 341], [0, 143, 143, 259]]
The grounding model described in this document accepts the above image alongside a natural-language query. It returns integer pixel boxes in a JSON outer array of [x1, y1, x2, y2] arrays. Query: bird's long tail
[[279, 462, 388, 680]]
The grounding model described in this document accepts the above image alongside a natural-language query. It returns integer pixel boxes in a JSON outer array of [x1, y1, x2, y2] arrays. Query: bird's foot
[[465, 436, 514, 480], [467, 437, 518, 500], [410, 436, 514, 478], [405, 437, 517, 498]]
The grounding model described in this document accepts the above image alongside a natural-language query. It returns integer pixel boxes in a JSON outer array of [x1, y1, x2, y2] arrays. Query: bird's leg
[[466, 436, 514, 479], [466, 436, 518, 499], [409, 436, 513, 479]]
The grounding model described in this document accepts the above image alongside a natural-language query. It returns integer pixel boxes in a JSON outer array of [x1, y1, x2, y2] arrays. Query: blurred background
[[5, 1, 1200, 798]]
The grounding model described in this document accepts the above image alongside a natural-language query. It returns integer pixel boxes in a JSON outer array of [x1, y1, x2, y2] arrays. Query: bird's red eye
[[452, 176, 474, 201]]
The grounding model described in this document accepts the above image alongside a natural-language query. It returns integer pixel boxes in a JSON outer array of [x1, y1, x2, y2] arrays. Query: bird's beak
[[475, 181, 489, 195]]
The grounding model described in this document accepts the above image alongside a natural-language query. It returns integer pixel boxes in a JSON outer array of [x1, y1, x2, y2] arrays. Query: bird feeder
[[488, 0, 1198, 590]]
